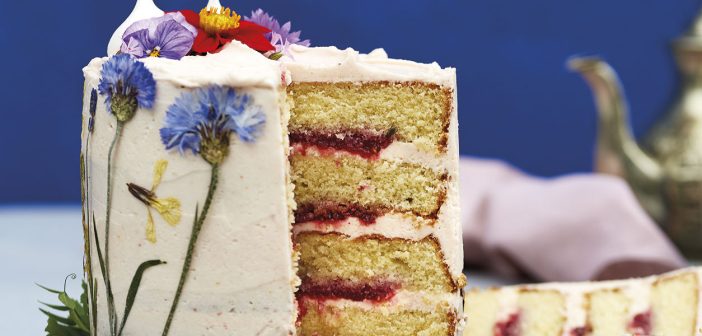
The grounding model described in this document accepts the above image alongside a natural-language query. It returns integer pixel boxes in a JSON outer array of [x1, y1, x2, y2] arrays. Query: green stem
[[105, 122, 124, 336], [161, 164, 219, 336], [84, 143, 98, 336]]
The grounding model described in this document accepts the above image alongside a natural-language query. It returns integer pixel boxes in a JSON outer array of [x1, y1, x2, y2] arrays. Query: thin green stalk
[[161, 164, 219, 336], [85, 134, 99, 336], [104, 122, 124, 336]]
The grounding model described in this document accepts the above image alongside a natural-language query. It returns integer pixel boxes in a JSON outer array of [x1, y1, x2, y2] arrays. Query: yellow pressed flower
[[199, 6, 241, 35], [128, 160, 182, 243]]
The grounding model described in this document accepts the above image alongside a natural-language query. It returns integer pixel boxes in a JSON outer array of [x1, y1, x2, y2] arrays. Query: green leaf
[[37, 284, 63, 294], [92, 214, 107, 282], [117, 259, 166, 336], [39, 277, 91, 336], [40, 301, 70, 311], [45, 318, 84, 336], [40, 308, 75, 326], [269, 52, 283, 60], [91, 279, 98, 332], [80, 282, 89, 309]]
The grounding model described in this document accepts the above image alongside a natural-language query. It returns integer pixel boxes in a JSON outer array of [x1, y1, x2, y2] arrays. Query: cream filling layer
[[291, 141, 449, 172], [294, 214, 434, 240], [301, 290, 463, 316]]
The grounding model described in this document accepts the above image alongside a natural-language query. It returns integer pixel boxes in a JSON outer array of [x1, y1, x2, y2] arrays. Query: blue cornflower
[[160, 85, 266, 165], [98, 54, 156, 123]]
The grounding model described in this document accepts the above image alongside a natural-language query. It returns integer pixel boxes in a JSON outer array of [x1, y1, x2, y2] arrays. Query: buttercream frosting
[[83, 42, 296, 336]]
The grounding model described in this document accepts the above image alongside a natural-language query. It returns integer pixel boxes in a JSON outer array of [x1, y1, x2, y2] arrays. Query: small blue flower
[[98, 54, 156, 122], [160, 85, 266, 165]]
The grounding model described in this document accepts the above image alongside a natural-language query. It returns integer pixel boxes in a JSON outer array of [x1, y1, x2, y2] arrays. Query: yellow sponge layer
[[298, 300, 456, 336], [586, 289, 630, 336], [463, 290, 500, 336], [517, 290, 565, 336], [288, 82, 452, 152], [291, 153, 446, 217], [297, 232, 455, 293], [651, 272, 698, 336]]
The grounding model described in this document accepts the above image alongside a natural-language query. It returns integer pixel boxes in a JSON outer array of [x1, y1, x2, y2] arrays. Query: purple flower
[[245, 9, 310, 57], [121, 13, 197, 60]]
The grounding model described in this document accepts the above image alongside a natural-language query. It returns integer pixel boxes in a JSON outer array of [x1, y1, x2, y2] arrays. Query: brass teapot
[[569, 11, 702, 257]]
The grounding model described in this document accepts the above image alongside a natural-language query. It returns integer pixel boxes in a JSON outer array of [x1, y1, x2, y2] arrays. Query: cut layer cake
[[286, 46, 466, 335], [464, 267, 702, 336], [79, 3, 465, 336]]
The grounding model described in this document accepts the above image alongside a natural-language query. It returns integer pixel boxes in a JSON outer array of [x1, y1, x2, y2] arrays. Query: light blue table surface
[[0, 206, 510, 335]]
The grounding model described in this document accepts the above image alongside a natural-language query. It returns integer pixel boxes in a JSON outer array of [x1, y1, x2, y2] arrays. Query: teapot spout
[[568, 57, 663, 210]]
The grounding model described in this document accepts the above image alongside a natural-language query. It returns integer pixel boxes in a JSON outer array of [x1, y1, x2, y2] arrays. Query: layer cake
[[79, 3, 465, 336], [464, 267, 702, 336], [286, 46, 465, 335]]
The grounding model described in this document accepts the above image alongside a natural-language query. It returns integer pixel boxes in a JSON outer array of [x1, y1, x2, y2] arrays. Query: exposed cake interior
[[463, 268, 701, 336], [288, 82, 452, 152], [298, 298, 457, 336], [285, 45, 463, 336], [291, 152, 447, 218], [297, 232, 456, 293]]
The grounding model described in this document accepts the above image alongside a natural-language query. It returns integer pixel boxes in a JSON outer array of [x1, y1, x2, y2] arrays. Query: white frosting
[[82, 43, 296, 335], [107, 0, 164, 56], [284, 45, 456, 87], [89, 42, 284, 90]]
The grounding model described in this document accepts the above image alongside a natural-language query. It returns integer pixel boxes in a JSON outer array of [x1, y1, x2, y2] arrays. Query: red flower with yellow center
[[178, 6, 275, 54]]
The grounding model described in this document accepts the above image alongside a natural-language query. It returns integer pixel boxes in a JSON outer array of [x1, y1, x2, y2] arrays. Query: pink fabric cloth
[[460, 157, 686, 282]]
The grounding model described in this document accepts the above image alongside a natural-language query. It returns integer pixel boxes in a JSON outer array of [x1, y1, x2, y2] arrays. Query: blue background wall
[[0, 0, 699, 203]]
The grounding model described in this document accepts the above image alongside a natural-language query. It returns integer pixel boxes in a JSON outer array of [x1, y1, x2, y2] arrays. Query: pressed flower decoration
[[98, 54, 156, 123], [60, 3, 310, 335], [121, 12, 197, 60], [118, 3, 309, 59], [127, 160, 182, 243], [93, 53, 164, 336], [159, 85, 265, 335], [246, 9, 310, 59], [88, 89, 98, 133], [176, 6, 275, 54]]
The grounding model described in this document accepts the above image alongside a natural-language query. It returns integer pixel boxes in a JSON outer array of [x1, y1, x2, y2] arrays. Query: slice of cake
[[80, 3, 464, 335], [285, 46, 466, 336], [464, 267, 701, 336]]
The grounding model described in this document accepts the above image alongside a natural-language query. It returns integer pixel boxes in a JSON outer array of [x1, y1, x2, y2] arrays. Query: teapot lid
[[675, 9, 702, 49]]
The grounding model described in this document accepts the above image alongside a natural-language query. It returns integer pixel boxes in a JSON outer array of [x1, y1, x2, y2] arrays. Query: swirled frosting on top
[[284, 45, 456, 87]]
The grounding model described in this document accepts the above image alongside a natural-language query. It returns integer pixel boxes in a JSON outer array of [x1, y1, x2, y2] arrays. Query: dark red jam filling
[[294, 202, 384, 225], [569, 326, 592, 336], [296, 278, 401, 303], [290, 128, 396, 159], [628, 311, 652, 336], [494, 312, 520, 336]]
